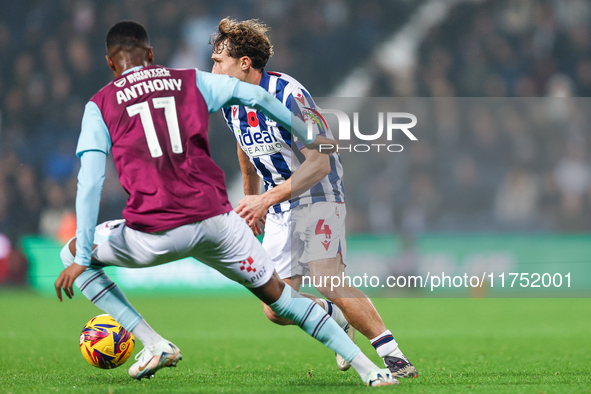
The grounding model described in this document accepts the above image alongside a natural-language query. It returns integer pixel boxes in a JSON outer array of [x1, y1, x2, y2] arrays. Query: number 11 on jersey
[[126, 96, 182, 158]]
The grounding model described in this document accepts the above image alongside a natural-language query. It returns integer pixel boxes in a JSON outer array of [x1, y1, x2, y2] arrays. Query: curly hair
[[210, 18, 274, 70]]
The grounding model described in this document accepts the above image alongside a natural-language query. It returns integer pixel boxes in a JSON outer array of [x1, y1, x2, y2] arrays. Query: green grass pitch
[[1, 291, 589, 393]]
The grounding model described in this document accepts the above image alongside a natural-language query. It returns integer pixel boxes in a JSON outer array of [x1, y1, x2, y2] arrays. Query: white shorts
[[91, 211, 274, 288], [264, 202, 347, 279]]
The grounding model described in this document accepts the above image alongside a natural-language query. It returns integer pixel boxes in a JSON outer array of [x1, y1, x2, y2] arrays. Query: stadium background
[[1, 0, 591, 295]]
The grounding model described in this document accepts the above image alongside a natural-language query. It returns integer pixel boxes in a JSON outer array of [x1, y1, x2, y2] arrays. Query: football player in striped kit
[[211, 18, 417, 378]]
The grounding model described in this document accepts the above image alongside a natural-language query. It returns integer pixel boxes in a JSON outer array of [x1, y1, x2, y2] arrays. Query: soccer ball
[[80, 314, 135, 369]]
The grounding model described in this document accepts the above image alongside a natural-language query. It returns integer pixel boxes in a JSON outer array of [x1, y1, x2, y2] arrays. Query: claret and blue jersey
[[73, 65, 311, 267], [222, 70, 345, 213]]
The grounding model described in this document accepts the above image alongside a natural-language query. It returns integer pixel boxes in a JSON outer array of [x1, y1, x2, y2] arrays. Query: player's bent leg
[[62, 231, 182, 380], [261, 277, 297, 325], [260, 213, 301, 326], [60, 238, 142, 332], [260, 212, 350, 332], [193, 212, 395, 385], [261, 292, 340, 326], [309, 256, 384, 334], [262, 272, 353, 363], [304, 290, 355, 372], [262, 302, 292, 325], [249, 273, 397, 386], [260, 277, 328, 326], [309, 255, 418, 378]]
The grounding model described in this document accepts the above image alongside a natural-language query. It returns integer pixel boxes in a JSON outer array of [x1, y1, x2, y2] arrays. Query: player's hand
[[305, 135, 337, 154], [249, 217, 266, 236], [235, 195, 269, 229], [55, 263, 87, 302]]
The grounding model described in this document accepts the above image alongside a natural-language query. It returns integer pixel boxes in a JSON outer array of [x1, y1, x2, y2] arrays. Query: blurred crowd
[[1, 0, 591, 284], [343, 97, 591, 234], [345, 0, 591, 233]]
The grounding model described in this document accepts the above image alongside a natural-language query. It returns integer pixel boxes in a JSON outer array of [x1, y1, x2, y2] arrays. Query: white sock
[[350, 352, 378, 378], [370, 329, 402, 358], [386, 347, 406, 360], [319, 299, 349, 330], [131, 319, 163, 352]]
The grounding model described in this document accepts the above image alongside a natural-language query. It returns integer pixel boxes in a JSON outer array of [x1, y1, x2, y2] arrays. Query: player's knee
[[262, 302, 290, 325], [60, 238, 76, 268]]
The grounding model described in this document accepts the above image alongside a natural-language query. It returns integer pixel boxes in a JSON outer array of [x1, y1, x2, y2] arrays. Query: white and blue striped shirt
[[222, 70, 345, 213]]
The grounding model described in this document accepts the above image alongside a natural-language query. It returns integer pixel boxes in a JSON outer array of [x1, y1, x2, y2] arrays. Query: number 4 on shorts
[[315, 219, 332, 239]]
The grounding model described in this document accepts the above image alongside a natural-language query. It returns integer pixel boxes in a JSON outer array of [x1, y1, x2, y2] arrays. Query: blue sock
[[269, 284, 360, 363], [60, 242, 142, 331]]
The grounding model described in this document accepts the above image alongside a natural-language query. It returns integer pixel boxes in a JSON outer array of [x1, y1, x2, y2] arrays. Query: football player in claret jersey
[[211, 18, 417, 378], [54, 21, 396, 386]]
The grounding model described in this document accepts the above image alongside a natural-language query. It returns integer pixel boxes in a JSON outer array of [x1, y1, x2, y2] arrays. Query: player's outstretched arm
[[55, 149, 107, 301], [229, 82, 337, 151], [56, 100, 111, 300], [195, 70, 337, 153], [73, 150, 107, 267]]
